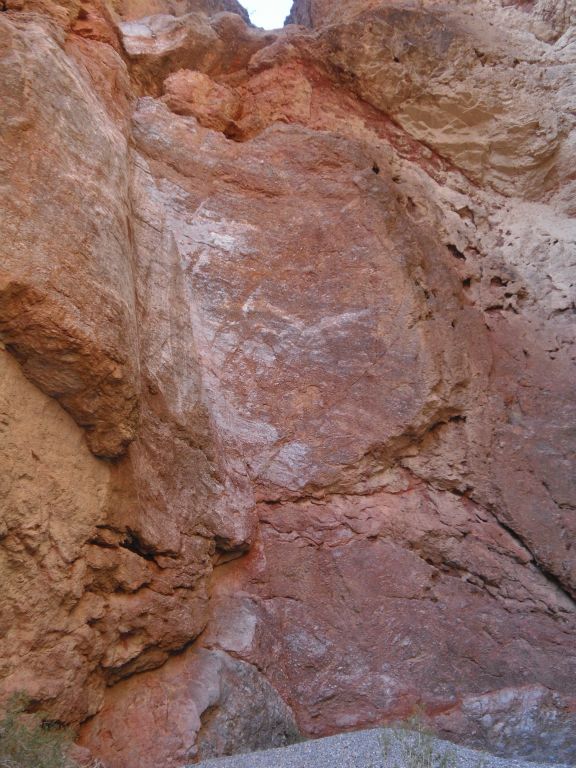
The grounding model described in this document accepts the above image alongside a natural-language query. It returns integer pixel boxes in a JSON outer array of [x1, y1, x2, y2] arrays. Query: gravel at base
[[193, 728, 569, 768]]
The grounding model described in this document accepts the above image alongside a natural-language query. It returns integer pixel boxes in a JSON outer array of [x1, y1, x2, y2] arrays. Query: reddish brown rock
[[0, 0, 574, 765], [197, 480, 575, 760], [163, 69, 241, 131], [114, 0, 250, 23], [0, 0, 255, 723], [119, 10, 275, 95], [0, 12, 139, 458], [80, 90, 575, 763], [80, 648, 299, 767]]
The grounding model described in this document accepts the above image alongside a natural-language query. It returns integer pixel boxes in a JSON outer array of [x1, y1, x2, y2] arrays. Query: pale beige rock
[[287, 0, 576, 199]]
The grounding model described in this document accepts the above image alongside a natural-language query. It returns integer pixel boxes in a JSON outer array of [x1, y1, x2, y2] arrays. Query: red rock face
[[200, 484, 576, 753], [0, 0, 575, 765]]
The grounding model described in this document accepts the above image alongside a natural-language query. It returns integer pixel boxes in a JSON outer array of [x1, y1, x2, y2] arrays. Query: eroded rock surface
[[80, 648, 299, 767], [0, 0, 574, 765]]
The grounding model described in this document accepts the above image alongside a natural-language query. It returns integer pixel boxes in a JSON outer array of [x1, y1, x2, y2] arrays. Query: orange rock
[[163, 69, 241, 132], [0, 0, 574, 764]]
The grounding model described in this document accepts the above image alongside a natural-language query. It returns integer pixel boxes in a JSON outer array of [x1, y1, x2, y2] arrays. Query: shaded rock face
[[80, 648, 299, 766], [0, 0, 574, 766]]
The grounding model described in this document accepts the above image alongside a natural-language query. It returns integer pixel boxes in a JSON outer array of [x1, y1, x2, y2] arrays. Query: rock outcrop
[[0, 0, 574, 766]]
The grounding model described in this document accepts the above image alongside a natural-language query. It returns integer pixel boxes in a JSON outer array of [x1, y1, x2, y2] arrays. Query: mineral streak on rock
[[0, 0, 574, 765]]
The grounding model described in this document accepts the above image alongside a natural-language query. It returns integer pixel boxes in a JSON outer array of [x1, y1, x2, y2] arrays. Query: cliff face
[[0, 0, 575, 765]]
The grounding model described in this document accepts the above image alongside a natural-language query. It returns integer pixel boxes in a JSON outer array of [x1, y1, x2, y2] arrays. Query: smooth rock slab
[[193, 729, 568, 768]]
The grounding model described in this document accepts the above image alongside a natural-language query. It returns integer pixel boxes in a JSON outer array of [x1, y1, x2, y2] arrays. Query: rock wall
[[0, 0, 574, 765]]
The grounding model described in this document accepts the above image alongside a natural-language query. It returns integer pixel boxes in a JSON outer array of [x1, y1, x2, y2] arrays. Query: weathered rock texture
[[0, 0, 574, 766]]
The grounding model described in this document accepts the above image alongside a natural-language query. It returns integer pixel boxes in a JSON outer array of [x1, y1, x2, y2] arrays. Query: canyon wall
[[0, 0, 574, 765]]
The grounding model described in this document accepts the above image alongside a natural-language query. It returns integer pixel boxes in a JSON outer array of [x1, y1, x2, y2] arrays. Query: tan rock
[[0, 351, 112, 720]]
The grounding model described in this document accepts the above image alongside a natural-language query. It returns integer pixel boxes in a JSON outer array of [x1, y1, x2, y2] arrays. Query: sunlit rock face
[[0, 0, 574, 765]]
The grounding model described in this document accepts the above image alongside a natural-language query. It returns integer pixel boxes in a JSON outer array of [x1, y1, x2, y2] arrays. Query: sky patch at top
[[242, 0, 293, 28]]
